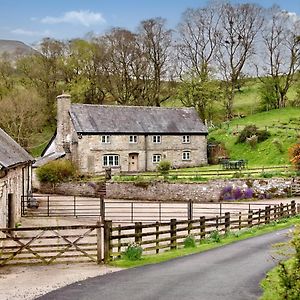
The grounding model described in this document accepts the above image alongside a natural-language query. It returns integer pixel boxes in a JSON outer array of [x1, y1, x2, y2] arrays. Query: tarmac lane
[[36, 228, 291, 300]]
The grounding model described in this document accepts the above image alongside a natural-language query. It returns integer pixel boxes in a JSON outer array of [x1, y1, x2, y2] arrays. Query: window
[[182, 135, 190, 144], [103, 154, 119, 167], [182, 151, 191, 161], [152, 154, 161, 163], [152, 135, 161, 143], [101, 135, 110, 143], [129, 135, 138, 143]]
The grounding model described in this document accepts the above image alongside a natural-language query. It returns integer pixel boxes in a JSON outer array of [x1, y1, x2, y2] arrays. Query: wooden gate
[[0, 223, 103, 266]]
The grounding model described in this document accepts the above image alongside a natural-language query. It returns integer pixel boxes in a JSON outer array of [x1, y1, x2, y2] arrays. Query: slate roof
[[0, 128, 33, 168], [69, 104, 208, 135]]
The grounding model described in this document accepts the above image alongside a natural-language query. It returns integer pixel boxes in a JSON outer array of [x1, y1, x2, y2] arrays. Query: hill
[[209, 107, 300, 166], [0, 39, 36, 60]]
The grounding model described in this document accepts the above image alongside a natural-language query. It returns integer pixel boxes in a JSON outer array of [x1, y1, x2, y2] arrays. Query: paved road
[[37, 228, 291, 300]]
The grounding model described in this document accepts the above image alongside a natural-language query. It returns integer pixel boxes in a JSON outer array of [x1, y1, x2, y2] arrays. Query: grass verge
[[110, 215, 300, 268]]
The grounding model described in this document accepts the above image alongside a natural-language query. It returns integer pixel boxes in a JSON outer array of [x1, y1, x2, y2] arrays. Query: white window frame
[[182, 151, 191, 161], [152, 154, 161, 164], [182, 135, 190, 144], [103, 154, 119, 167], [152, 135, 161, 144], [101, 135, 110, 144], [129, 135, 138, 143]]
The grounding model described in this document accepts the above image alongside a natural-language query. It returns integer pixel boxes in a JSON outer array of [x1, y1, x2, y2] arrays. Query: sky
[[1, 0, 300, 46]]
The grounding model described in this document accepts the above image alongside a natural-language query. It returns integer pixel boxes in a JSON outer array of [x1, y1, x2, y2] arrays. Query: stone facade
[[39, 177, 293, 202], [45, 94, 208, 174], [0, 164, 32, 228]]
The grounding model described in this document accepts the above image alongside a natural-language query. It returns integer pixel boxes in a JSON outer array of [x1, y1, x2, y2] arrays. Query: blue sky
[[1, 0, 300, 45]]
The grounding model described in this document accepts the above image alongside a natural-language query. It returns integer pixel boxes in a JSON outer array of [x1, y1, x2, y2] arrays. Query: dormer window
[[101, 135, 110, 143]]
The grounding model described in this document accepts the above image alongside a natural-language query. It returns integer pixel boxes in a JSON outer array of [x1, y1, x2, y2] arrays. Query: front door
[[128, 153, 139, 172]]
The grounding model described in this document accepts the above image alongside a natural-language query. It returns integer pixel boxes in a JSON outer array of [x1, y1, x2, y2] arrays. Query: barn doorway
[[128, 153, 139, 172], [7, 193, 15, 228]]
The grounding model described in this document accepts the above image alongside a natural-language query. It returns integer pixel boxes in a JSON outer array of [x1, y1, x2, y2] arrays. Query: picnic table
[[221, 159, 247, 170]]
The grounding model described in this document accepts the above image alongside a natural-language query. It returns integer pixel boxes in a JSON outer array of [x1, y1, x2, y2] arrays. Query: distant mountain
[[0, 39, 37, 60]]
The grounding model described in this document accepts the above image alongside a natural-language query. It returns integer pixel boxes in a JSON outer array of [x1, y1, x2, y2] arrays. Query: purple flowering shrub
[[219, 185, 255, 201]]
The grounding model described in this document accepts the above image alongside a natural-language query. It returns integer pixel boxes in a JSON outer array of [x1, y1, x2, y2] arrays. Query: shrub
[[272, 138, 284, 153], [36, 159, 77, 184], [157, 160, 172, 176], [123, 242, 143, 261], [184, 235, 196, 248], [289, 143, 300, 170], [246, 135, 258, 149], [236, 124, 270, 144], [209, 230, 221, 243]]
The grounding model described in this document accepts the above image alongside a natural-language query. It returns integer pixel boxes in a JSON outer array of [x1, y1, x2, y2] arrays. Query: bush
[[209, 230, 221, 243], [157, 160, 171, 175], [289, 143, 300, 170], [184, 235, 196, 248], [123, 242, 143, 261], [272, 138, 284, 153], [36, 159, 77, 184], [236, 124, 270, 144]]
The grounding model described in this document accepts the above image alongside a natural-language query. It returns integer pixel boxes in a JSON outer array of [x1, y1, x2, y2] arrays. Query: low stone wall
[[39, 178, 293, 202]]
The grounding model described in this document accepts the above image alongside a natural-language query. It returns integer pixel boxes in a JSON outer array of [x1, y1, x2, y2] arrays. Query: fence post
[[238, 212, 242, 230], [280, 203, 284, 218], [265, 206, 270, 224], [117, 225, 122, 258], [248, 210, 253, 228], [104, 220, 112, 263], [225, 212, 230, 233], [258, 209, 261, 225], [170, 219, 177, 250], [188, 201, 193, 220], [96, 221, 102, 264], [188, 220, 192, 235], [200, 216, 206, 240], [74, 196, 76, 217], [47, 196, 50, 217], [131, 203, 134, 223], [135, 222, 142, 244], [156, 222, 159, 254], [291, 200, 296, 216], [100, 196, 105, 222], [297, 203, 300, 214]]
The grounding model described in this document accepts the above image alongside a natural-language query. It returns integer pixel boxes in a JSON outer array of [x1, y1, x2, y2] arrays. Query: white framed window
[[129, 135, 138, 143], [103, 154, 119, 167], [182, 151, 191, 161], [182, 135, 190, 144], [101, 135, 110, 143], [152, 154, 161, 163], [152, 135, 161, 143]]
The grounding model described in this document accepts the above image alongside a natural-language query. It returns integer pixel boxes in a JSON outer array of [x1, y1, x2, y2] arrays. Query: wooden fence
[[0, 223, 102, 266], [103, 201, 298, 262]]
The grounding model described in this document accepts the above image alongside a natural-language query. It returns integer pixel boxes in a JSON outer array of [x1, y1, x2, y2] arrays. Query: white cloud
[[11, 28, 51, 37], [41, 10, 106, 27]]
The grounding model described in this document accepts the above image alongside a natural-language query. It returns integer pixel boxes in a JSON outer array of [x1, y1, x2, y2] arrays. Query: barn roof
[[0, 128, 33, 168], [69, 104, 208, 135]]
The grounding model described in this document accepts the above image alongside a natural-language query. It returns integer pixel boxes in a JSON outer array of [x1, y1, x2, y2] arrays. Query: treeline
[[0, 1, 300, 148]]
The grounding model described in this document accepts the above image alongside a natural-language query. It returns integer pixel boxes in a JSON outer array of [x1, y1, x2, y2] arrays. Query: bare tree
[[260, 6, 300, 109], [138, 18, 174, 106], [216, 2, 264, 119], [177, 4, 221, 80]]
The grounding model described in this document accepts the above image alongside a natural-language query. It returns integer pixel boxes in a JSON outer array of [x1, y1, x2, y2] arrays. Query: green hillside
[[209, 107, 300, 166]]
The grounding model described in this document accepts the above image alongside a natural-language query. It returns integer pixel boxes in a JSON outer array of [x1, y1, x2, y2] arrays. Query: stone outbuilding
[[0, 128, 33, 228], [41, 94, 208, 174]]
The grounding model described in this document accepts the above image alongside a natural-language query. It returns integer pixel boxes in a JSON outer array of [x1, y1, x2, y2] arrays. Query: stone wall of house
[[0, 165, 31, 228], [39, 177, 293, 202], [76, 134, 207, 174]]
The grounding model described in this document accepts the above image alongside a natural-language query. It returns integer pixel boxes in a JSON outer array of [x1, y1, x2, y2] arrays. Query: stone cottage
[[42, 94, 208, 174], [0, 128, 33, 228]]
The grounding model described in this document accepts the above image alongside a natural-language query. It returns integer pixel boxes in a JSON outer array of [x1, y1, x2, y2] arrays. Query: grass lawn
[[110, 215, 300, 269]]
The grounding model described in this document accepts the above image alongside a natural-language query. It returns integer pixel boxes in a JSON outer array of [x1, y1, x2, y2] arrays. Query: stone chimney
[[56, 93, 71, 153]]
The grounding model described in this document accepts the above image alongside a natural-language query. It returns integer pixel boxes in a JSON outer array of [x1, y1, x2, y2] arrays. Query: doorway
[[128, 153, 139, 172], [7, 193, 15, 228]]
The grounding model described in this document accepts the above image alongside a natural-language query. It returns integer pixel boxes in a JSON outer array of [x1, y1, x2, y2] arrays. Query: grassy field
[[209, 107, 300, 166]]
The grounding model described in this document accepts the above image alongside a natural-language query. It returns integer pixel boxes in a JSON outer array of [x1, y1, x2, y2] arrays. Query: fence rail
[[104, 201, 298, 261]]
